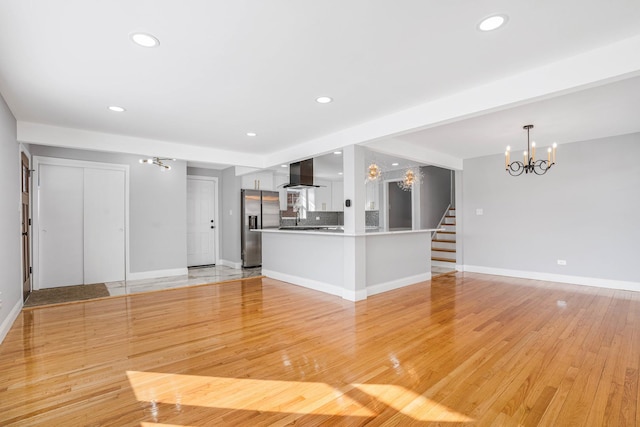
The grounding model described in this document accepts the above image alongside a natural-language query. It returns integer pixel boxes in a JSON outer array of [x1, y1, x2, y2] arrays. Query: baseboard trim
[[0, 298, 23, 344], [127, 268, 188, 281], [218, 259, 242, 270], [261, 269, 346, 299], [463, 265, 640, 292], [367, 273, 432, 297]]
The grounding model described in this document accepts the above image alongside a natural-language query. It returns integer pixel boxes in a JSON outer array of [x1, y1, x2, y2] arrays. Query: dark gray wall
[[420, 165, 452, 228], [0, 92, 21, 341], [462, 132, 640, 284], [388, 182, 412, 229], [220, 166, 242, 264], [29, 146, 187, 274]]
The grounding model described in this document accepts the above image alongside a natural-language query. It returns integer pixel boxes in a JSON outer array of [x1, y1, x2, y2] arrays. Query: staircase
[[431, 207, 457, 276]]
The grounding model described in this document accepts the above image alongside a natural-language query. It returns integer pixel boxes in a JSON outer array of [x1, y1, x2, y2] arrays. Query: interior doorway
[[387, 181, 412, 230], [21, 152, 31, 302], [187, 177, 218, 267]]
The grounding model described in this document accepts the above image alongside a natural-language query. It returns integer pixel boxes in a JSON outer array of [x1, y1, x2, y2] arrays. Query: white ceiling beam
[[264, 34, 640, 168], [17, 122, 265, 168]]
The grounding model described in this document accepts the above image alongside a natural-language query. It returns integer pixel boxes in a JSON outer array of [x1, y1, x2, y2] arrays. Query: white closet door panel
[[39, 164, 84, 288], [84, 168, 125, 283], [187, 179, 216, 266]]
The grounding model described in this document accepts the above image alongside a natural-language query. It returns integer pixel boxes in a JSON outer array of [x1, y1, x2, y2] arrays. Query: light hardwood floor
[[1, 273, 639, 426]]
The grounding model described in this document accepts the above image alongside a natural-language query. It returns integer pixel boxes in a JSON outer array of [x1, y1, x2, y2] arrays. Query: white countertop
[[258, 227, 442, 237]]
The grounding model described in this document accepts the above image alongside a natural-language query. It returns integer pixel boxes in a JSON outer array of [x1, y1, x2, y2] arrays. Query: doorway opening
[[21, 152, 31, 302], [387, 181, 412, 230]]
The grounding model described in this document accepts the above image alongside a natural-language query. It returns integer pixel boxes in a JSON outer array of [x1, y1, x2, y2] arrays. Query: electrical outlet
[[476, 208, 484, 216], [316, 216, 320, 220], [557, 259, 567, 266]]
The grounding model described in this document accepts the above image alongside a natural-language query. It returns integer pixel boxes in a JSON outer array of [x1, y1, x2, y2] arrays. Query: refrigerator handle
[[248, 215, 258, 230]]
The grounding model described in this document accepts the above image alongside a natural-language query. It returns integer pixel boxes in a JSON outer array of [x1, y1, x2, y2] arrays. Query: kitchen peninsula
[[260, 227, 439, 301]]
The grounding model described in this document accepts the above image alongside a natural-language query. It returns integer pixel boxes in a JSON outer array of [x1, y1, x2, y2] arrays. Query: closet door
[[84, 168, 126, 284], [39, 164, 84, 288]]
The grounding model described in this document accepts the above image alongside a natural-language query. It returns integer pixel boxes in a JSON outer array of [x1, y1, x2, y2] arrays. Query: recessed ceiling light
[[247, 132, 257, 137], [478, 14, 508, 31], [280, 164, 287, 168], [316, 96, 333, 104], [108, 105, 126, 112], [338, 172, 343, 175], [392, 162, 399, 166], [334, 151, 342, 155], [130, 32, 160, 48]]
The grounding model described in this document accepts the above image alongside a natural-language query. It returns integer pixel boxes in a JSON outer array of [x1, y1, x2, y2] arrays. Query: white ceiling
[[1, 1, 640, 168]]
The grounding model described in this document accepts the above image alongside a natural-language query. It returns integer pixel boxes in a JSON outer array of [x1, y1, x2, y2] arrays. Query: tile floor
[[105, 265, 262, 296]]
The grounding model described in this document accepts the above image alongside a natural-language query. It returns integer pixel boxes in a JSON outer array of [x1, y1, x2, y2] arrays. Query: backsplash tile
[[280, 210, 379, 227]]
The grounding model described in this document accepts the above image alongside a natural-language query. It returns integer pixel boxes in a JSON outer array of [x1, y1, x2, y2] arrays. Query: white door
[[37, 160, 127, 289], [39, 164, 85, 288], [84, 168, 125, 284], [187, 178, 216, 266]]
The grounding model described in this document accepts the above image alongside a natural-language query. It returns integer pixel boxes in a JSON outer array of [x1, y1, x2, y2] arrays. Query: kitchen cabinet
[[241, 171, 274, 191], [365, 181, 380, 210], [274, 173, 288, 211], [313, 180, 332, 211]]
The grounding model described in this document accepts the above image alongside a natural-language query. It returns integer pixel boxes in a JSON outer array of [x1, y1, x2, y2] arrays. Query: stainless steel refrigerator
[[241, 189, 280, 267]]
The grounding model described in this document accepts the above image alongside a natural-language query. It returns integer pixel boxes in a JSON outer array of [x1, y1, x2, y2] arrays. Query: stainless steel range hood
[[283, 158, 320, 188]]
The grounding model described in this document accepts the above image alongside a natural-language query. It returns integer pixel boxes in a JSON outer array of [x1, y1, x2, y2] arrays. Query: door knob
[[211, 226, 215, 229]]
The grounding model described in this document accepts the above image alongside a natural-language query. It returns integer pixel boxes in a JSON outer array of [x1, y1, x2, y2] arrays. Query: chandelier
[[397, 168, 423, 191], [366, 162, 382, 181], [139, 157, 175, 171], [505, 125, 556, 176]]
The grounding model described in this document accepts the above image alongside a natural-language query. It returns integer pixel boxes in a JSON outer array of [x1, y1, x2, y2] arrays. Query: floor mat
[[24, 283, 110, 308]]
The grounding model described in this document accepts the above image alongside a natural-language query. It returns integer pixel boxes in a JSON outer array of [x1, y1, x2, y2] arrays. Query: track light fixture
[[139, 157, 175, 171]]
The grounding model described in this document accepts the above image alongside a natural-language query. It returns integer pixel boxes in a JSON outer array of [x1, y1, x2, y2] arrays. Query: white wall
[[462, 132, 640, 289], [0, 93, 22, 343], [220, 166, 242, 266], [28, 146, 187, 275]]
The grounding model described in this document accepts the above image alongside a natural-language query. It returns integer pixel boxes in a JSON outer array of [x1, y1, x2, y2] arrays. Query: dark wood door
[[21, 152, 31, 302]]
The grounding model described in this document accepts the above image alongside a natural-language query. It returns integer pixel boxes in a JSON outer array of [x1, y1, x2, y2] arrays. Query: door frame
[[382, 178, 418, 231], [18, 145, 32, 301], [32, 156, 130, 290], [186, 175, 220, 266]]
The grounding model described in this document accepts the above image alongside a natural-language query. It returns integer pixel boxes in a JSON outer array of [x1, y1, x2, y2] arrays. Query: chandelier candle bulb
[[505, 146, 511, 169], [523, 151, 527, 164], [531, 142, 536, 161], [547, 147, 552, 164], [552, 143, 557, 164]]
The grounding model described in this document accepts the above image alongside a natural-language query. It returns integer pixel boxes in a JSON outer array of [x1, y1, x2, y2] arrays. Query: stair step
[[437, 231, 456, 234], [445, 215, 455, 218], [432, 257, 456, 263], [432, 247, 456, 253], [433, 239, 456, 243]]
